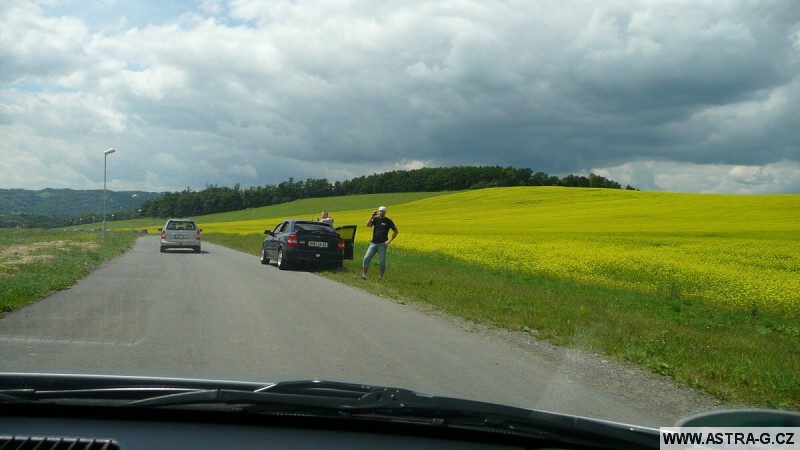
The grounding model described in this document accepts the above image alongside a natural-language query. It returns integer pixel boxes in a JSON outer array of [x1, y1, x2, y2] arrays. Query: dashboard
[[0, 404, 598, 450]]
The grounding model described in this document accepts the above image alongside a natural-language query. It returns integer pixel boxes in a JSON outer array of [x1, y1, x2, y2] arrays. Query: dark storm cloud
[[0, 0, 798, 193]]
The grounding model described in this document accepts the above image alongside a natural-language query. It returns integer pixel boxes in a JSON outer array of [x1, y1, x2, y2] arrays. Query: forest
[[138, 166, 632, 219]]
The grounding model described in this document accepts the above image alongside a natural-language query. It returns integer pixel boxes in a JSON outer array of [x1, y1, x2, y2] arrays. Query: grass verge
[[0, 229, 138, 317], [205, 233, 799, 409]]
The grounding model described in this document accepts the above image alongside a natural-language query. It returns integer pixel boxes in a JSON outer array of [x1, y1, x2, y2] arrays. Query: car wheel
[[194, 246, 201, 253], [260, 247, 270, 265], [277, 248, 289, 270], [160, 247, 165, 253]]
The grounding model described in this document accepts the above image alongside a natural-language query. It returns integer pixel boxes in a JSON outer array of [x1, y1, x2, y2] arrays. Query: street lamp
[[131, 194, 137, 232], [103, 148, 116, 241]]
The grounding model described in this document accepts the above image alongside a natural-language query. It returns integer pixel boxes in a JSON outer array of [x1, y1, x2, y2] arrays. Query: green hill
[[0, 188, 161, 217]]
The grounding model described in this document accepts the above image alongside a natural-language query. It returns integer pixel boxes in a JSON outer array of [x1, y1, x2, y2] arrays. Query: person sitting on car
[[318, 211, 334, 226]]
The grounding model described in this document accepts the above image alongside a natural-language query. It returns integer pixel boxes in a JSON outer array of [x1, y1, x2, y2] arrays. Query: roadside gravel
[[397, 298, 730, 426]]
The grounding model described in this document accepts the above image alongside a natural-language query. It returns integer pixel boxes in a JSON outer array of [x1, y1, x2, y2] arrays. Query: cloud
[[0, 2, 90, 83], [0, 0, 798, 193], [594, 160, 800, 194]]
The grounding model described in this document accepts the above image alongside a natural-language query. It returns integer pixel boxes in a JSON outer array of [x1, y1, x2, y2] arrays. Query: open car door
[[335, 225, 357, 260]]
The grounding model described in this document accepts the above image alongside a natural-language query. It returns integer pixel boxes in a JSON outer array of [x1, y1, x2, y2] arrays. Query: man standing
[[362, 206, 398, 280]]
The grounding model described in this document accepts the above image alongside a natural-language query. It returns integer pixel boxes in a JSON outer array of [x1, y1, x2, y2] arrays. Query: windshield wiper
[[0, 374, 659, 449], [0, 372, 259, 405], [123, 380, 369, 408], [121, 380, 659, 449]]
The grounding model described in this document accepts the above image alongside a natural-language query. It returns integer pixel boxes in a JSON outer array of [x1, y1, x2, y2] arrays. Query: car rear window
[[167, 221, 196, 230], [294, 223, 334, 233]]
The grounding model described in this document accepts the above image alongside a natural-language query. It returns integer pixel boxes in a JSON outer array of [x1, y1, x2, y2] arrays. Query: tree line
[[139, 166, 634, 219]]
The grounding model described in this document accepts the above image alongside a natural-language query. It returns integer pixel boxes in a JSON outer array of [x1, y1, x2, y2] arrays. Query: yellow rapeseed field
[[203, 187, 800, 317]]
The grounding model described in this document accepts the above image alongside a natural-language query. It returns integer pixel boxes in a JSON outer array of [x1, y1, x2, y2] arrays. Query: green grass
[[0, 229, 137, 316], [198, 192, 454, 223], [202, 232, 264, 254], [97, 191, 453, 232]]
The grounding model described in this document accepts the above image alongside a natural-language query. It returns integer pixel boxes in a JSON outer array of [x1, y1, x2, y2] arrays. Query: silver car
[[160, 219, 202, 253]]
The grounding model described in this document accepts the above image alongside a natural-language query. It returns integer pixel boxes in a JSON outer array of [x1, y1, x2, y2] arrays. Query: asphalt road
[[0, 236, 718, 427]]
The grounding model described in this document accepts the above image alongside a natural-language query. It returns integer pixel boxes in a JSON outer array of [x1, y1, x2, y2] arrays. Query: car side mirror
[[678, 409, 800, 427], [264, 230, 273, 236]]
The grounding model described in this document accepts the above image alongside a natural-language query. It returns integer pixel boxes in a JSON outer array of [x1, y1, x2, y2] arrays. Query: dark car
[[260, 220, 356, 270]]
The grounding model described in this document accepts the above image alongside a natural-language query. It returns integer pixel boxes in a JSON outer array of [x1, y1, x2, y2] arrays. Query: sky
[[1, 0, 799, 194]]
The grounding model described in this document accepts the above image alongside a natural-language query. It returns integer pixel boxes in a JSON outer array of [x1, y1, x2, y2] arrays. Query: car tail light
[[161, 229, 166, 240], [287, 234, 298, 247], [196, 229, 201, 241], [337, 238, 345, 251]]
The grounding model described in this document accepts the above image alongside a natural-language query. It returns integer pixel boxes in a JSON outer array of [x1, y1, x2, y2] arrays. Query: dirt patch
[[0, 241, 99, 266]]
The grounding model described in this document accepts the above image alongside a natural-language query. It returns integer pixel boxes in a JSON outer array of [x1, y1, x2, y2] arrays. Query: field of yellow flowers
[[202, 187, 800, 318]]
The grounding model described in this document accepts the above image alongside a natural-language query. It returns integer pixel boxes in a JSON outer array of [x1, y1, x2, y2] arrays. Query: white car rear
[[160, 219, 201, 253]]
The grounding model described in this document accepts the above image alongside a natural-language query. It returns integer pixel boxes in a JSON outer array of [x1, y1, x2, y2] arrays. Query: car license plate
[[308, 241, 328, 248]]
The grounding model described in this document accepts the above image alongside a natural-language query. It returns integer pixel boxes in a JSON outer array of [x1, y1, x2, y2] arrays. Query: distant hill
[[0, 188, 162, 218]]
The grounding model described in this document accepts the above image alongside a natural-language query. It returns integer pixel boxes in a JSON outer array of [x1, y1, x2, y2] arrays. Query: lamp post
[[131, 194, 137, 232], [103, 148, 116, 241]]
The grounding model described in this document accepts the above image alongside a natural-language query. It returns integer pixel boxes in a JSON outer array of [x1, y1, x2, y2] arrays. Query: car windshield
[[1, 0, 798, 436]]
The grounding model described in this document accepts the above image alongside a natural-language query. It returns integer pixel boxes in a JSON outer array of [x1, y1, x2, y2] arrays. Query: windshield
[[1, 0, 798, 433]]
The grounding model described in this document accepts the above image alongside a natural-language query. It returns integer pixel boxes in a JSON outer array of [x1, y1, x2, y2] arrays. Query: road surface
[[0, 236, 718, 427]]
